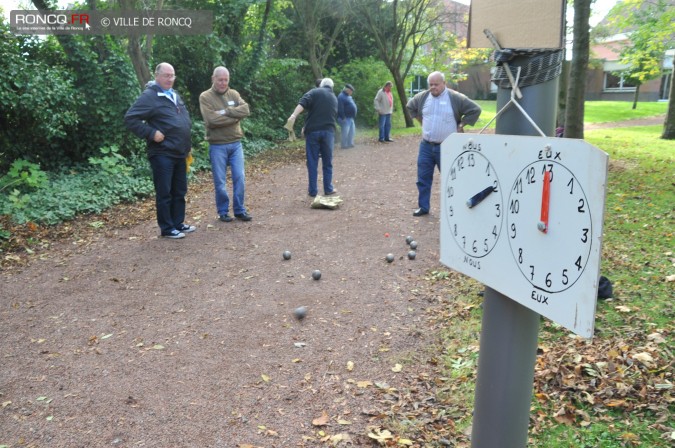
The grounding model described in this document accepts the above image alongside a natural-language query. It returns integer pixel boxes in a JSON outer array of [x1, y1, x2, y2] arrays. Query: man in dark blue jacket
[[337, 83, 357, 149], [124, 62, 196, 239]]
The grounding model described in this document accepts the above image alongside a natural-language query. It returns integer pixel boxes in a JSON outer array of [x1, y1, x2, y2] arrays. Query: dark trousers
[[305, 130, 335, 196], [149, 154, 187, 234], [416, 140, 442, 212]]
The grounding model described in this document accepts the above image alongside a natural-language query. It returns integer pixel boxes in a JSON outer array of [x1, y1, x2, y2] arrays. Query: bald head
[[154, 62, 176, 90], [213, 66, 229, 77]]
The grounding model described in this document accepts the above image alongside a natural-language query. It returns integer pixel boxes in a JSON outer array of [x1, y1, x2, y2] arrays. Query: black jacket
[[124, 84, 192, 158], [298, 86, 337, 134]]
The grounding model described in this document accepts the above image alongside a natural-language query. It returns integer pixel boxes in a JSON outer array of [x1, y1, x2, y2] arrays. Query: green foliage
[[606, 0, 674, 85], [330, 57, 394, 127], [0, 159, 49, 193], [0, 18, 140, 171], [58, 35, 140, 163], [0, 24, 81, 172], [0, 147, 154, 225], [241, 58, 314, 140]]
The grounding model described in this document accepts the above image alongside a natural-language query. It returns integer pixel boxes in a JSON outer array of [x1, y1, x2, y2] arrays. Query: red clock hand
[[538, 170, 551, 233]]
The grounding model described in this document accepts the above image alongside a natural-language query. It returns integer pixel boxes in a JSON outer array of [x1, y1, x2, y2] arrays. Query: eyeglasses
[[159, 73, 176, 79]]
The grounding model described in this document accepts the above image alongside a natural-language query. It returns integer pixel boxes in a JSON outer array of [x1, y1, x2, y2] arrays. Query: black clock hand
[[466, 186, 495, 208]]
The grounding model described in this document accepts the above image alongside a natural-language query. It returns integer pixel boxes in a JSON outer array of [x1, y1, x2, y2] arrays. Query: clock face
[[506, 160, 592, 293], [445, 149, 504, 258]]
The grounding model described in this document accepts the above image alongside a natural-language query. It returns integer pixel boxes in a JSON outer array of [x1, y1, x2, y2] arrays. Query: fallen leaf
[[347, 361, 354, 371], [631, 352, 655, 367], [615, 305, 631, 313], [312, 411, 330, 426], [330, 433, 352, 444], [261, 374, 270, 383], [392, 363, 403, 373], [152, 344, 165, 350], [647, 332, 666, 344], [368, 427, 394, 444], [605, 399, 628, 407], [101, 333, 113, 340], [337, 419, 352, 425], [357, 380, 373, 388], [2, 401, 11, 408]]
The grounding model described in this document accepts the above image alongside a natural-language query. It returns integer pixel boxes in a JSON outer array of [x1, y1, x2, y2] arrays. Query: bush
[[0, 146, 154, 225], [241, 58, 315, 141], [0, 26, 81, 172], [329, 57, 394, 128]]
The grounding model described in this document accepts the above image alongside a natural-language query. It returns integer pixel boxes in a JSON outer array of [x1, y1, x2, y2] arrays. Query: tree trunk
[[564, 0, 591, 139], [127, 37, 153, 88], [391, 73, 413, 127], [632, 84, 640, 109], [120, 0, 160, 89], [557, 60, 569, 127], [662, 73, 675, 139]]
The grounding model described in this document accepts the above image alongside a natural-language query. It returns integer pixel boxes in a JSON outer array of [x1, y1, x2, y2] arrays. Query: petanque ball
[[312, 270, 322, 280], [408, 250, 416, 260], [405, 236, 413, 245], [293, 306, 308, 320], [283, 250, 292, 260], [386, 253, 395, 263], [409, 241, 418, 250]]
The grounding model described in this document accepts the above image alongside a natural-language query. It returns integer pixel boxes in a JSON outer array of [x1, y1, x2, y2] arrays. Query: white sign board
[[440, 134, 608, 338]]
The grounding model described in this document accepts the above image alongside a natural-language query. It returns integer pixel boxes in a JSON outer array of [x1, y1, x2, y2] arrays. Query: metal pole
[[471, 53, 559, 447]]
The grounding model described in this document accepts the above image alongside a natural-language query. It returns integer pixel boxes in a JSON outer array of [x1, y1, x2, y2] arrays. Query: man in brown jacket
[[199, 66, 252, 222]]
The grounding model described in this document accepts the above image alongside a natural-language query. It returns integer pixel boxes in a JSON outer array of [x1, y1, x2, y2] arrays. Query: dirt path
[[1, 135, 449, 448], [1, 115, 665, 447]]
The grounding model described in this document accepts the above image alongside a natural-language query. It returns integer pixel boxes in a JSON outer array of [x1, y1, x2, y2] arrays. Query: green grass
[[584, 101, 668, 124]]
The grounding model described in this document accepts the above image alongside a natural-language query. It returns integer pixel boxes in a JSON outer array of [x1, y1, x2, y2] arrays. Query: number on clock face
[[445, 150, 504, 257], [507, 160, 592, 293]]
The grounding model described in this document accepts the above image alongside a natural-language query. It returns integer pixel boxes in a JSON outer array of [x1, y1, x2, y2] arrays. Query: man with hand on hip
[[199, 66, 252, 222], [124, 62, 195, 239], [406, 71, 481, 217], [374, 81, 394, 143]]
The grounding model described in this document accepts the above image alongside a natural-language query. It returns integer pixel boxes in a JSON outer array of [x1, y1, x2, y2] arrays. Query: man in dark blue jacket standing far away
[[124, 62, 196, 239], [337, 83, 357, 149]]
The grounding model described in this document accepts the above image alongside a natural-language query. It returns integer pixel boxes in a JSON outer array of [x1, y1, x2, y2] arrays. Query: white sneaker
[[176, 224, 196, 233], [162, 229, 186, 239]]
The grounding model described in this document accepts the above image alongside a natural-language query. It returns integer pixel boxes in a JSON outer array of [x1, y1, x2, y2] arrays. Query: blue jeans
[[305, 130, 335, 196], [209, 141, 247, 216], [338, 117, 355, 147], [148, 154, 188, 234], [416, 140, 442, 212], [378, 114, 392, 141]]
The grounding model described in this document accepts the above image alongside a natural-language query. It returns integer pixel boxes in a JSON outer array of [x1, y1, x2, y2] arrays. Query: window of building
[[604, 72, 636, 91]]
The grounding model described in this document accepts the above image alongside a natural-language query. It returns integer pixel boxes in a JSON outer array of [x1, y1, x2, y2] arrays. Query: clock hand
[[466, 186, 495, 208], [537, 170, 551, 233]]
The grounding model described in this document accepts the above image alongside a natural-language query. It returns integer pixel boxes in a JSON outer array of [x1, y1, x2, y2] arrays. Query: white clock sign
[[440, 134, 609, 338]]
